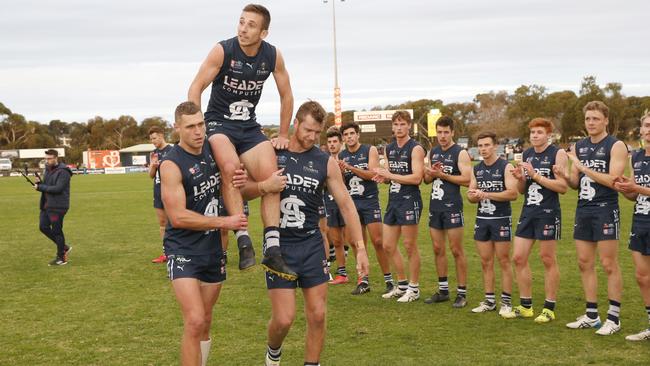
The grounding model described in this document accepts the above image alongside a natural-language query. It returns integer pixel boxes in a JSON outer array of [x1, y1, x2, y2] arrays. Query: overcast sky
[[1, 0, 649, 124]]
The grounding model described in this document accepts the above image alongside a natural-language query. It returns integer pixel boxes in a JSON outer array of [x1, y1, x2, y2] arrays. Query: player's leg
[[48, 209, 68, 264], [198, 282, 223, 366], [266, 289, 297, 365], [396, 224, 421, 303], [595, 239, 623, 334], [425, 227, 450, 303], [240, 140, 296, 280], [152, 208, 168, 263], [302, 283, 328, 365], [506, 236, 534, 318], [495, 240, 513, 315], [627, 251, 650, 341], [472, 241, 497, 313], [208, 134, 254, 270], [566, 240, 601, 329], [328, 226, 348, 283], [447, 226, 468, 307], [172, 278, 210, 366], [535, 239, 560, 323], [367, 222, 393, 293], [382, 224, 407, 299]]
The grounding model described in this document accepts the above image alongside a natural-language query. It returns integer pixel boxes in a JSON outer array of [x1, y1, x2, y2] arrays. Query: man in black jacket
[[35, 149, 73, 266]]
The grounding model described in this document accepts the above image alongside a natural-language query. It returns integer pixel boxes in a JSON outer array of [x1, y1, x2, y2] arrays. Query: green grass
[[0, 173, 649, 365]]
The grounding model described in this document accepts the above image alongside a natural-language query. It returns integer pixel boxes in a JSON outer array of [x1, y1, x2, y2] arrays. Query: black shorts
[[428, 210, 464, 230], [326, 207, 345, 228], [153, 188, 163, 209], [206, 120, 268, 155], [166, 253, 226, 283], [515, 210, 561, 241], [384, 195, 422, 226], [353, 198, 382, 225], [218, 199, 250, 216], [629, 220, 650, 256], [573, 207, 620, 242], [474, 217, 512, 242], [266, 234, 329, 289]]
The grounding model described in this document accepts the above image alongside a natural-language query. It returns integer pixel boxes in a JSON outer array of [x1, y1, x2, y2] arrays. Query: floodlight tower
[[323, 0, 345, 126]]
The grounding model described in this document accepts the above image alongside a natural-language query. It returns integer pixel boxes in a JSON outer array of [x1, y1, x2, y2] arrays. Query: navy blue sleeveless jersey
[[153, 144, 174, 192], [474, 158, 511, 218], [276, 147, 329, 240], [386, 138, 421, 199], [576, 135, 619, 208], [632, 149, 650, 222], [428, 144, 463, 212], [205, 37, 277, 124], [339, 144, 379, 200], [521, 145, 560, 213], [163, 143, 222, 255]]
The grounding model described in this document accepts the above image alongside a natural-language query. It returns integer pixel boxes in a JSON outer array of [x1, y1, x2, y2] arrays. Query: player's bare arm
[[187, 44, 225, 108], [271, 50, 293, 149], [160, 160, 247, 231]]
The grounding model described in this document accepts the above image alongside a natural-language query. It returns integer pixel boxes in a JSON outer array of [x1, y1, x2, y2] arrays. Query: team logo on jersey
[[526, 183, 543, 206], [579, 147, 589, 154], [189, 163, 201, 175], [303, 160, 318, 174], [476, 169, 484, 176], [348, 176, 365, 196], [280, 195, 306, 228], [595, 147, 606, 157], [431, 179, 444, 200], [479, 199, 496, 215], [257, 62, 270, 75], [389, 182, 402, 193], [634, 161, 643, 168], [277, 155, 287, 167], [579, 176, 596, 201], [635, 195, 650, 215], [225, 100, 255, 121], [230, 60, 243, 70]]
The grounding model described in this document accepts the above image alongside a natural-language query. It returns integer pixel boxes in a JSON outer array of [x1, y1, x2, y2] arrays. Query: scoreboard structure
[[352, 109, 415, 146]]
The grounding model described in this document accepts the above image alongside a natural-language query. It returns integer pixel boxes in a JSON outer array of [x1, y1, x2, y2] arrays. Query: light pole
[[324, 0, 344, 126]]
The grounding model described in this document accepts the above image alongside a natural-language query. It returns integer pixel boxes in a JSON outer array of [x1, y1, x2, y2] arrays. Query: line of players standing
[[321, 103, 650, 341]]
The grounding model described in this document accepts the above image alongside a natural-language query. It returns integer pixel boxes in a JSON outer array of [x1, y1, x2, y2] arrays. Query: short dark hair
[[295, 100, 327, 125], [583, 101, 609, 119], [340, 122, 360, 135], [148, 126, 165, 136], [391, 110, 412, 124], [44, 149, 59, 157], [174, 101, 201, 124], [243, 4, 271, 30], [477, 131, 497, 144], [326, 127, 342, 141], [436, 116, 454, 131]]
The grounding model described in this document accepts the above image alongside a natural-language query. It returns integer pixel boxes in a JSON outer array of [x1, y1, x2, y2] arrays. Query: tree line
[[2, 76, 649, 165]]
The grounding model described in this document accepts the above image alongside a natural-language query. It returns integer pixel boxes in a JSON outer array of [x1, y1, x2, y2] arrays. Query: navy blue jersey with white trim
[[153, 144, 174, 190], [474, 158, 511, 218], [521, 145, 560, 213], [339, 144, 379, 199], [163, 143, 222, 255], [205, 37, 276, 124], [632, 149, 650, 222], [576, 135, 619, 208], [428, 144, 463, 212], [276, 147, 329, 240], [386, 138, 421, 200]]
